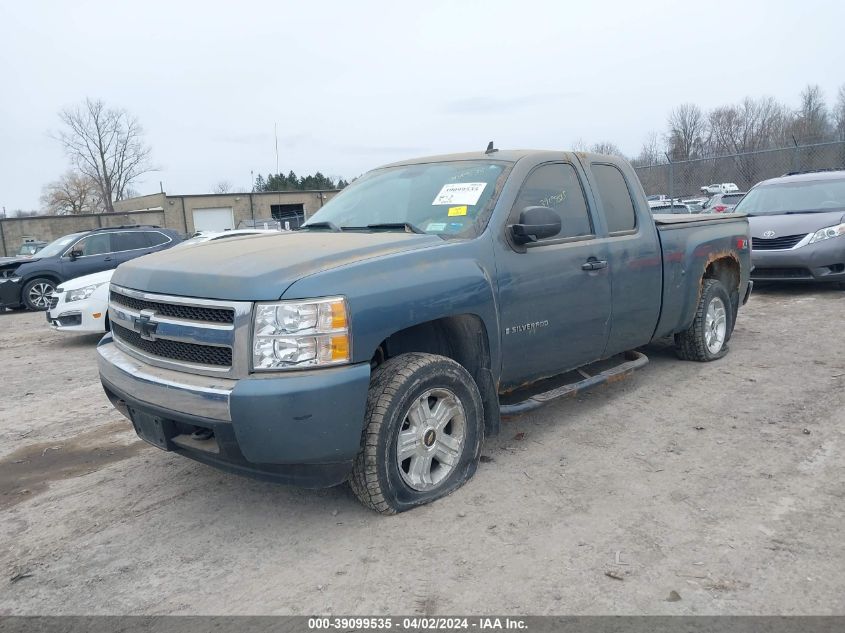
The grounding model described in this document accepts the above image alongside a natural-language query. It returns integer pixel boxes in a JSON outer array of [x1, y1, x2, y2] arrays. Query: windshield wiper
[[299, 221, 341, 232], [365, 222, 427, 234]]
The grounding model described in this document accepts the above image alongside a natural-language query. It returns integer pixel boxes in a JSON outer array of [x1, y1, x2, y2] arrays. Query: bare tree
[[589, 141, 625, 157], [213, 180, 233, 194], [55, 98, 153, 213], [791, 84, 831, 143], [832, 84, 845, 142], [632, 131, 666, 166], [707, 97, 791, 155], [667, 103, 706, 160], [40, 170, 101, 215], [705, 97, 792, 185]]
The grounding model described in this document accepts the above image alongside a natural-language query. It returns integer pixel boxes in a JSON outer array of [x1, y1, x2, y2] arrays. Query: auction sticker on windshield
[[432, 182, 487, 206]]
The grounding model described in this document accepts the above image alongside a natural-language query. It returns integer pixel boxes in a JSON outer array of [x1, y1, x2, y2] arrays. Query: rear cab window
[[591, 164, 638, 234]]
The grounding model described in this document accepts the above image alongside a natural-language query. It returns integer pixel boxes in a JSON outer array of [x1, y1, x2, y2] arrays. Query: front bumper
[[47, 292, 108, 333], [751, 237, 845, 282], [0, 278, 22, 309], [97, 335, 371, 487]]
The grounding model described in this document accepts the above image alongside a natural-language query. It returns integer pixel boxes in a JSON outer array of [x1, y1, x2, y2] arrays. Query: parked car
[[98, 149, 751, 513], [0, 225, 183, 311], [681, 197, 708, 212], [702, 192, 746, 213], [0, 239, 48, 267], [18, 239, 47, 256], [701, 182, 739, 195], [650, 203, 691, 214], [47, 229, 277, 333], [734, 170, 845, 284], [646, 194, 670, 208]]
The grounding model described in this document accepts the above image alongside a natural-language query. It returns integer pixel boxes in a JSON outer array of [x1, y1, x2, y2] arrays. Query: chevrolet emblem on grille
[[133, 309, 159, 341]]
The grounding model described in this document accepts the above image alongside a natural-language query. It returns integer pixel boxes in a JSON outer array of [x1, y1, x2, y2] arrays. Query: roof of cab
[[377, 149, 619, 169]]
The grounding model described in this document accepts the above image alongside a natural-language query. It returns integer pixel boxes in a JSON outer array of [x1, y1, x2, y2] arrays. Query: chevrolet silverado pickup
[[97, 149, 752, 513]]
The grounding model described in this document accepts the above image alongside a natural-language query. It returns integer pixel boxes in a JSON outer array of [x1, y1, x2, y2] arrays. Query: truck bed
[[651, 212, 750, 340], [653, 212, 746, 226]]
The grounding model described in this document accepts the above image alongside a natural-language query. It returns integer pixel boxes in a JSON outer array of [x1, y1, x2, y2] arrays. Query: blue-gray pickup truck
[[97, 149, 752, 513]]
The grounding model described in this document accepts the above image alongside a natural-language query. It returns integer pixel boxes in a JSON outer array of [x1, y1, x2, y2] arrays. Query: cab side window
[[512, 163, 593, 241], [73, 233, 112, 256], [591, 164, 637, 233]]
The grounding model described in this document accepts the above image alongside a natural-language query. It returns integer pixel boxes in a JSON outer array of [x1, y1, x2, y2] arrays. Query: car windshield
[[735, 178, 845, 215], [32, 233, 85, 258], [302, 160, 510, 238]]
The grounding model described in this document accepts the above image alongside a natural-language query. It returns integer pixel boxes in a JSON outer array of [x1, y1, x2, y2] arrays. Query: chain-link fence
[[634, 140, 845, 200]]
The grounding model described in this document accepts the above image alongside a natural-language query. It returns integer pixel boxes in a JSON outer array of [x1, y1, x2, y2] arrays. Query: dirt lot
[[1, 285, 844, 615]]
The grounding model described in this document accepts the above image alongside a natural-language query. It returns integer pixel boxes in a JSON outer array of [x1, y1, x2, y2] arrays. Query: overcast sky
[[1, 0, 843, 211]]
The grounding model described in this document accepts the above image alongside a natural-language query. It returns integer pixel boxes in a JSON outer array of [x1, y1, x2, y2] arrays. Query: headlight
[[252, 297, 350, 370], [808, 222, 845, 244], [66, 282, 105, 302]]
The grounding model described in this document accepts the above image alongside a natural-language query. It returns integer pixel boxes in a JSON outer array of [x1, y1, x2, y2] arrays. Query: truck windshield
[[303, 160, 510, 238], [735, 179, 845, 215]]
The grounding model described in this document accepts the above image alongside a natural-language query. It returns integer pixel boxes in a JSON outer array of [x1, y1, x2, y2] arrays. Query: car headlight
[[252, 297, 350, 370], [66, 282, 105, 302], [808, 222, 845, 244]]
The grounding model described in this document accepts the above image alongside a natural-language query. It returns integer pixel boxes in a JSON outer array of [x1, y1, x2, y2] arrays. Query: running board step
[[499, 350, 649, 417]]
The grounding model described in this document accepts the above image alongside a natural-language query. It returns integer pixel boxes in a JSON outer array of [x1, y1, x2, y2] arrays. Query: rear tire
[[350, 352, 484, 514], [675, 278, 733, 361], [22, 278, 57, 311]]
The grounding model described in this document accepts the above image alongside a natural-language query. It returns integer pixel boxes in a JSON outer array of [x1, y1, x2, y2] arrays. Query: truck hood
[[748, 210, 845, 238], [111, 231, 445, 300]]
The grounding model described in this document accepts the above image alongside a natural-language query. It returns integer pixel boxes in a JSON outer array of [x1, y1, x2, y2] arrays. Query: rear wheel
[[350, 352, 484, 514], [675, 278, 733, 361], [22, 278, 57, 311]]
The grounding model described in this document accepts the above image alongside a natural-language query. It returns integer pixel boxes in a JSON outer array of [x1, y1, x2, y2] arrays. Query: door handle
[[581, 259, 608, 271], [104, 257, 113, 261]]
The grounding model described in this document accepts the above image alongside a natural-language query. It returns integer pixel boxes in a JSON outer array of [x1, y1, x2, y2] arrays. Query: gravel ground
[[1, 284, 844, 615]]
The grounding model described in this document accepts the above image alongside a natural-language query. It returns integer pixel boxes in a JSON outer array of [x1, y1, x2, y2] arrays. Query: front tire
[[675, 278, 733, 361], [350, 352, 484, 514], [22, 278, 57, 311]]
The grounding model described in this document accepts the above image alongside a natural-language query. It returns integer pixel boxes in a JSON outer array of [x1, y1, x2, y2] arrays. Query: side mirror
[[68, 249, 83, 260], [510, 206, 561, 244]]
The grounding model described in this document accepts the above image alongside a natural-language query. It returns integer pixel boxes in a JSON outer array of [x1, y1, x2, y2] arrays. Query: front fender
[[282, 237, 501, 379]]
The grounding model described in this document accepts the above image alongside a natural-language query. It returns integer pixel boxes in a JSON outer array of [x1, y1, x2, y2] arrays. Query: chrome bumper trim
[[97, 336, 235, 421]]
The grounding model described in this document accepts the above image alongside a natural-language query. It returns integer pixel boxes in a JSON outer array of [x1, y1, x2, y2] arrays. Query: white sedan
[[47, 229, 280, 334]]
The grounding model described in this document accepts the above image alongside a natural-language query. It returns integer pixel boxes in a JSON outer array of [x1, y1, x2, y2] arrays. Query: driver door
[[496, 162, 612, 388]]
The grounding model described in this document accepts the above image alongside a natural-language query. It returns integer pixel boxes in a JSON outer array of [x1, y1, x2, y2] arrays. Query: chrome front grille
[[108, 284, 252, 378], [111, 323, 233, 366], [751, 233, 809, 250], [110, 290, 234, 323]]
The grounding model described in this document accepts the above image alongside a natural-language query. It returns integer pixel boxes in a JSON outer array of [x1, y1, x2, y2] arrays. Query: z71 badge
[[505, 320, 549, 335]]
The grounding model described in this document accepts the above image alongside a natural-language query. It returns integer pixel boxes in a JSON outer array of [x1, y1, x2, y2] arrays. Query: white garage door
[[192, 207, 234, 232]]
